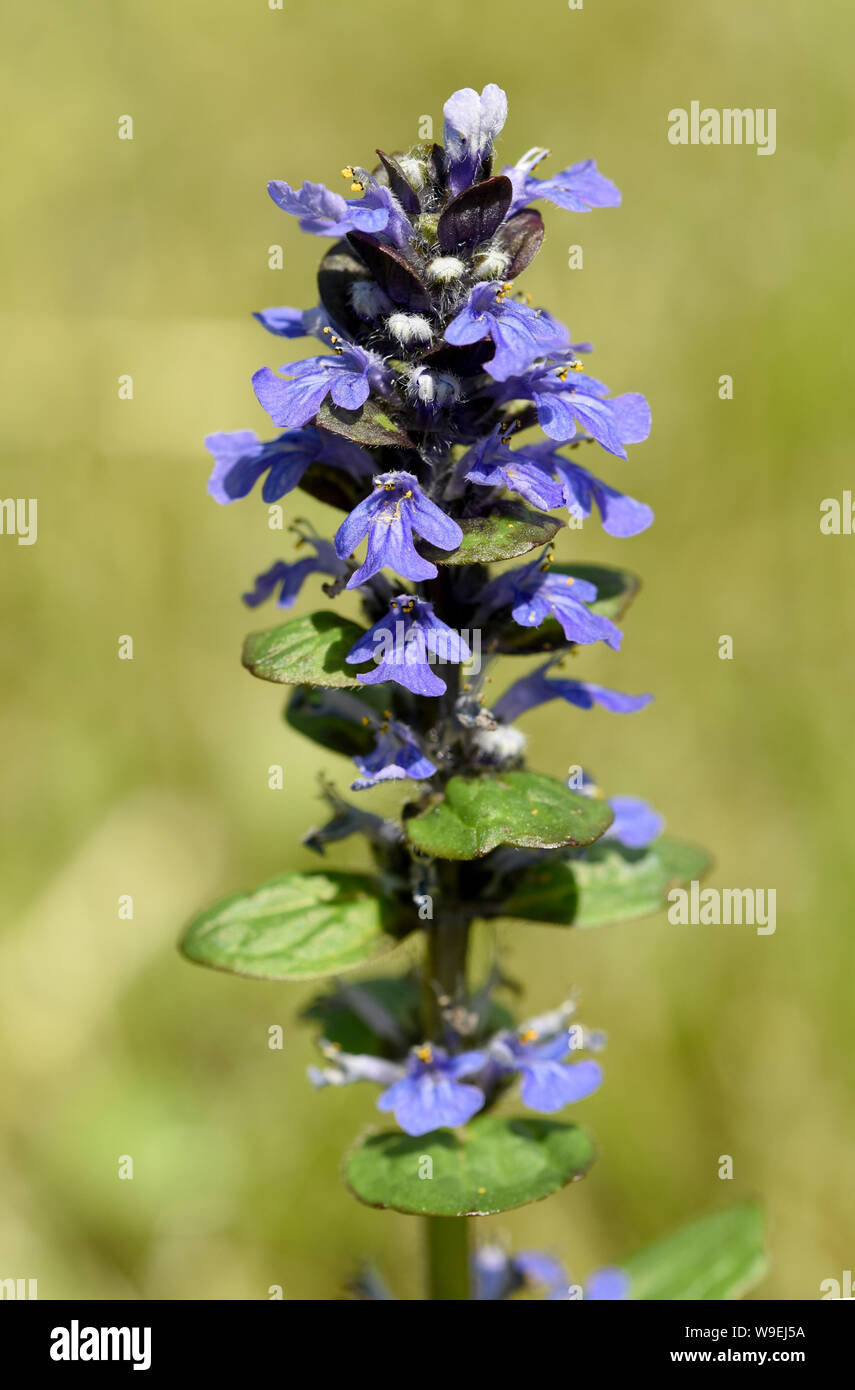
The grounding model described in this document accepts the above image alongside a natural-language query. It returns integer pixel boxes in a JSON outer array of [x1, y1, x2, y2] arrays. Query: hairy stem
[[423, 888, 472, 1299]]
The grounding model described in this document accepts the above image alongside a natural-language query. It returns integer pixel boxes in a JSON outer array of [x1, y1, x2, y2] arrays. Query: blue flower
[[443, 83, 508, 195], [242, 537, 348, 609], [445, 284, 569, 382], [580, 777, 665, 849], [205, 426, 372, 505], [462, 434, 565, 512], [334, 471, 463, 587], [471, 1245, 522, 1301], [504, 148, 621, 215], [604, 794, 664, 849], [351, 719, 437, 791], [583, 1268, 632, 1300], [472, 1245, 629, 1301], [308, 1037, 487, 1136], [252, 305, 313, 338], [346, 595, 471, 697], [308, 1048, 405, 1092], [525, 442, 654, 536], [487, 1028, 603, 1114], [497, 364, 651, 456], [481, 557, 623, 651], [377, 1044, 487, 1136], [267, 178, 391, 237], [494, 663, 653, 722], [253, 340, 391, 430]]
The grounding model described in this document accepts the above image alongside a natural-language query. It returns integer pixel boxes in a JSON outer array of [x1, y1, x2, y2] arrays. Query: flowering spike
[[185, 79, 717, 1307]]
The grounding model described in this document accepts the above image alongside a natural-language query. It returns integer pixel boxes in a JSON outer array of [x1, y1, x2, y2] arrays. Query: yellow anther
[[384, 482, 395, 490], [570, 361, 584, 372], [518, 1028, 539, 1044], [565, 576, 574, 586], [341, 167, 353, 179], [350, 181, 364, 193], [404, 489, 413, 499], [383, 709, 391, 719], [323, 326, 332, 335], [415, 1044, 433, 1063], [361, 716, 371, 726], [557, 369, 569, 382]]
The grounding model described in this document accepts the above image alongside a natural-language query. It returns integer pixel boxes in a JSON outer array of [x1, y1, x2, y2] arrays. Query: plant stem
[[426, 1210, 471, 1301], [423, 894, 472, 1299]]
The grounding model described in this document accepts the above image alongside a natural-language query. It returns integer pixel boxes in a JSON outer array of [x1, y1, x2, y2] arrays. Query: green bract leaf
[[315, 396, 414, 449], [405, 772, 613, 860], [297, 461, 370, 513], [284, 684, 388, 757], [502, 837, 712, 929], [302, 974, 423, 1055], [496, 562, 640, 655], [625, 1204, 767, 1300], [346, 1116, 596, 1216], [302, 974, 515, 1056], [242, 611, 366, 689], [422, 501, 563, 566], [180, 870, 399, 981], [317, 239, 371, 341]]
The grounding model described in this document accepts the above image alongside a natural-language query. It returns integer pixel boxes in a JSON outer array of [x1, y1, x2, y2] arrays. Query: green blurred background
[[1, 0, 853, 1299]]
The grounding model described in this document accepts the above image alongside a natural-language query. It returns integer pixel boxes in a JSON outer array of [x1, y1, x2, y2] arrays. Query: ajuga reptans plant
[[182, 85, 766, 1301]]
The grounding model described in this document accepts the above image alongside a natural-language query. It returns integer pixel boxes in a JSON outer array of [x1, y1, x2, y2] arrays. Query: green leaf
[[503, 837, 712, 929], [625, 1204, 767, 1300], [242, 611, 367, 689], [405, 772, 613, 860], [422, 501, 563, 566], [346, 1116, 596, 1216], [180, 870, 399, 982], [315, 396, 414, 449], [497, 562, 640, 655], [284, 684, 388, 757]]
